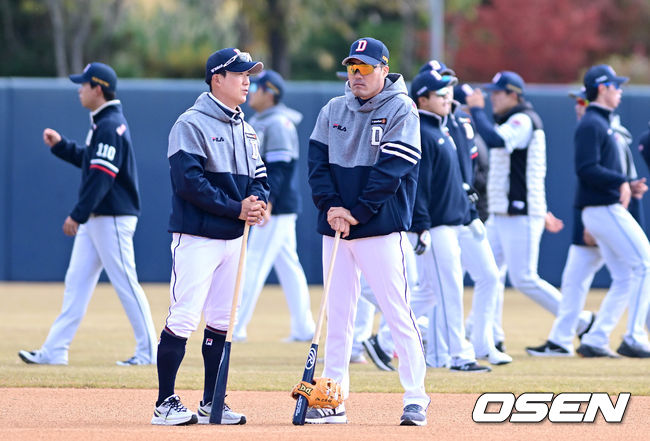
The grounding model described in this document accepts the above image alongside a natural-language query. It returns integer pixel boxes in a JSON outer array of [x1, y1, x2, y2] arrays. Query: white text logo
[[472, 392, 630, 423]]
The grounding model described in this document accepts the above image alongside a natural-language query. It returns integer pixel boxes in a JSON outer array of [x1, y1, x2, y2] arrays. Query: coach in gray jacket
[[306, 37, 428, 426]]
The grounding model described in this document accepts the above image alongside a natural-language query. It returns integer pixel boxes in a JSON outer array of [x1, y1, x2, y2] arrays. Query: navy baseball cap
[[568, 86, 587, 100], [453, 83, 475, 105], [418, 59, 456, 76], [583, 64, 628, 89], [484, 71, 525, 95], [342, 37, 389, 66], [252, 69, 284, 98], [411, 70, 458, 100], [69, 62, 117, 93], [205, 48, 263, 85]]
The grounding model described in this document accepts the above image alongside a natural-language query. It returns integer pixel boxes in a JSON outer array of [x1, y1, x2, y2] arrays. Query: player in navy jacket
[[414, 64, 511, 367], [573, 65, 650, 358], [409, 69, 492, 373], [19, 62, 157, 368]]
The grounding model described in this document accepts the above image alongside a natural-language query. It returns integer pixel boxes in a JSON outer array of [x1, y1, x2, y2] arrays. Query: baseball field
[[1, 282, 649, 440]]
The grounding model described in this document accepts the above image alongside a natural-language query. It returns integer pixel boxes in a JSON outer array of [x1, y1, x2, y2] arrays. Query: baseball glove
[[290, 377, 343, 409]]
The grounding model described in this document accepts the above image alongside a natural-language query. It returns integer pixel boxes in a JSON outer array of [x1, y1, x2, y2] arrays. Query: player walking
[[233, 69, 315, 343], [528, 86, 649, 357], [465, 71, 593, 346], [19, 62, 157, 366], [307, 37, 429, 426], [151, 48, 269, 426], [409, 69, 492, 373], [571, 65, 650, 358]]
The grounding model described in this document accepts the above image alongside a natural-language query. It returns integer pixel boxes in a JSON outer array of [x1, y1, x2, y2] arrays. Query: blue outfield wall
[[0, 78, 649, 286]]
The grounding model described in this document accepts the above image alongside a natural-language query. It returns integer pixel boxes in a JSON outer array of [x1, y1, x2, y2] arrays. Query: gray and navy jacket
[[411, 110, 471, 232], [447, 102, 480, 222], [248, 103, 302, 215], [574, 104, 627, 210], [167, 92, 269, 240], [308, 73, 421, 239], [572, 108, 641, 244], [471, 101, 547, 216], [51, 100, 140, 223]]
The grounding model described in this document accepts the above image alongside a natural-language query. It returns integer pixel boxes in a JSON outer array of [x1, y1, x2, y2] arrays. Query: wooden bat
[[292, 230, 341, 425], [210, 223, 251, 424]]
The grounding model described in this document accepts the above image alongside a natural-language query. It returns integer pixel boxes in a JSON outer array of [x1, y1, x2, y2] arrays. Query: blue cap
[[410, 70, 458, 100], [252, 69, 285, 99], [484, 71, 525, 95], [418, 59, 456, 76], [69, 62, 117, 93], [205, 48, 263, 85], [583, 64, 628, 90], [342, 37, 389, 66], [453, 83, 475, 105], [568, 86, 587, 100]]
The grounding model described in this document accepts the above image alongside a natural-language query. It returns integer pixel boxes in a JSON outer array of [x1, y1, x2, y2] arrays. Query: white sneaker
[[151, 394, 198, 426], [116, 356, 153, 366], [18, 350, 67, 365], [305, 403, 347, 424], [486, 350, 512, 365], [349, 353, 368, 364], [197, 400, 246, 425]]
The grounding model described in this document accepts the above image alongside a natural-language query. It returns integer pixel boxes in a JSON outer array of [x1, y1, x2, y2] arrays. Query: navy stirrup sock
[[202, 326, 227, 405], [156, 328, 187, 406]]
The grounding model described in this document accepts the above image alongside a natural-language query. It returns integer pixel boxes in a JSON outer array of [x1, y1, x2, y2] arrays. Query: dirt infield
[[2, 388, 649, 440]]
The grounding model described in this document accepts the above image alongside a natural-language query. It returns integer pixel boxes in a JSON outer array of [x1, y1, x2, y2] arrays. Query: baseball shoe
[[449, 361, 491, 373], [400, 404, 427, 426], [576, 343, 620, 358], [18, 350, 66, 365], [362, 335, 396, 371], [197, 400, 246, 425], [151, 394, 198, 426], [116, 356, 152, 366], [350, 353, 368, 364], [577, 311, 596, 340], [478, 349, 513, 365], [616, 340, 650, 358], [495, 341, 506, 353], [305, 403, 347, 424], [526, 341, 572, 357]]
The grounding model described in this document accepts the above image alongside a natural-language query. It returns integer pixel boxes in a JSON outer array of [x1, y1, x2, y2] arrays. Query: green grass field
[[1, 282, 648, 395]]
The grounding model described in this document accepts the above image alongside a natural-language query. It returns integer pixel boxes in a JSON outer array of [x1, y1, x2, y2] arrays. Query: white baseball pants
[[487, 214, 562, 342], [165, 233, 243, 338], [458, 220, 501, 357], [40, 215, 156, 364], [581, 204, 650, 349], [233, 214, 315, 341], [548, 244, 603, 352], [321, 232, 429, 408], [414, 225, 477, 367]]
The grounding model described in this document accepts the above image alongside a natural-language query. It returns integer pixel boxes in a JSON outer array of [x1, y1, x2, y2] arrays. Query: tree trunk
[[46, 0, 68, 76], [268, 0, 289, 76], [400, 1, 416, 80], [69, 0, 92, 73]]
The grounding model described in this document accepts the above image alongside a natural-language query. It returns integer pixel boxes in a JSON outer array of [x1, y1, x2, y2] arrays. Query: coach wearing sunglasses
[[307, 37, 429, 426]]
